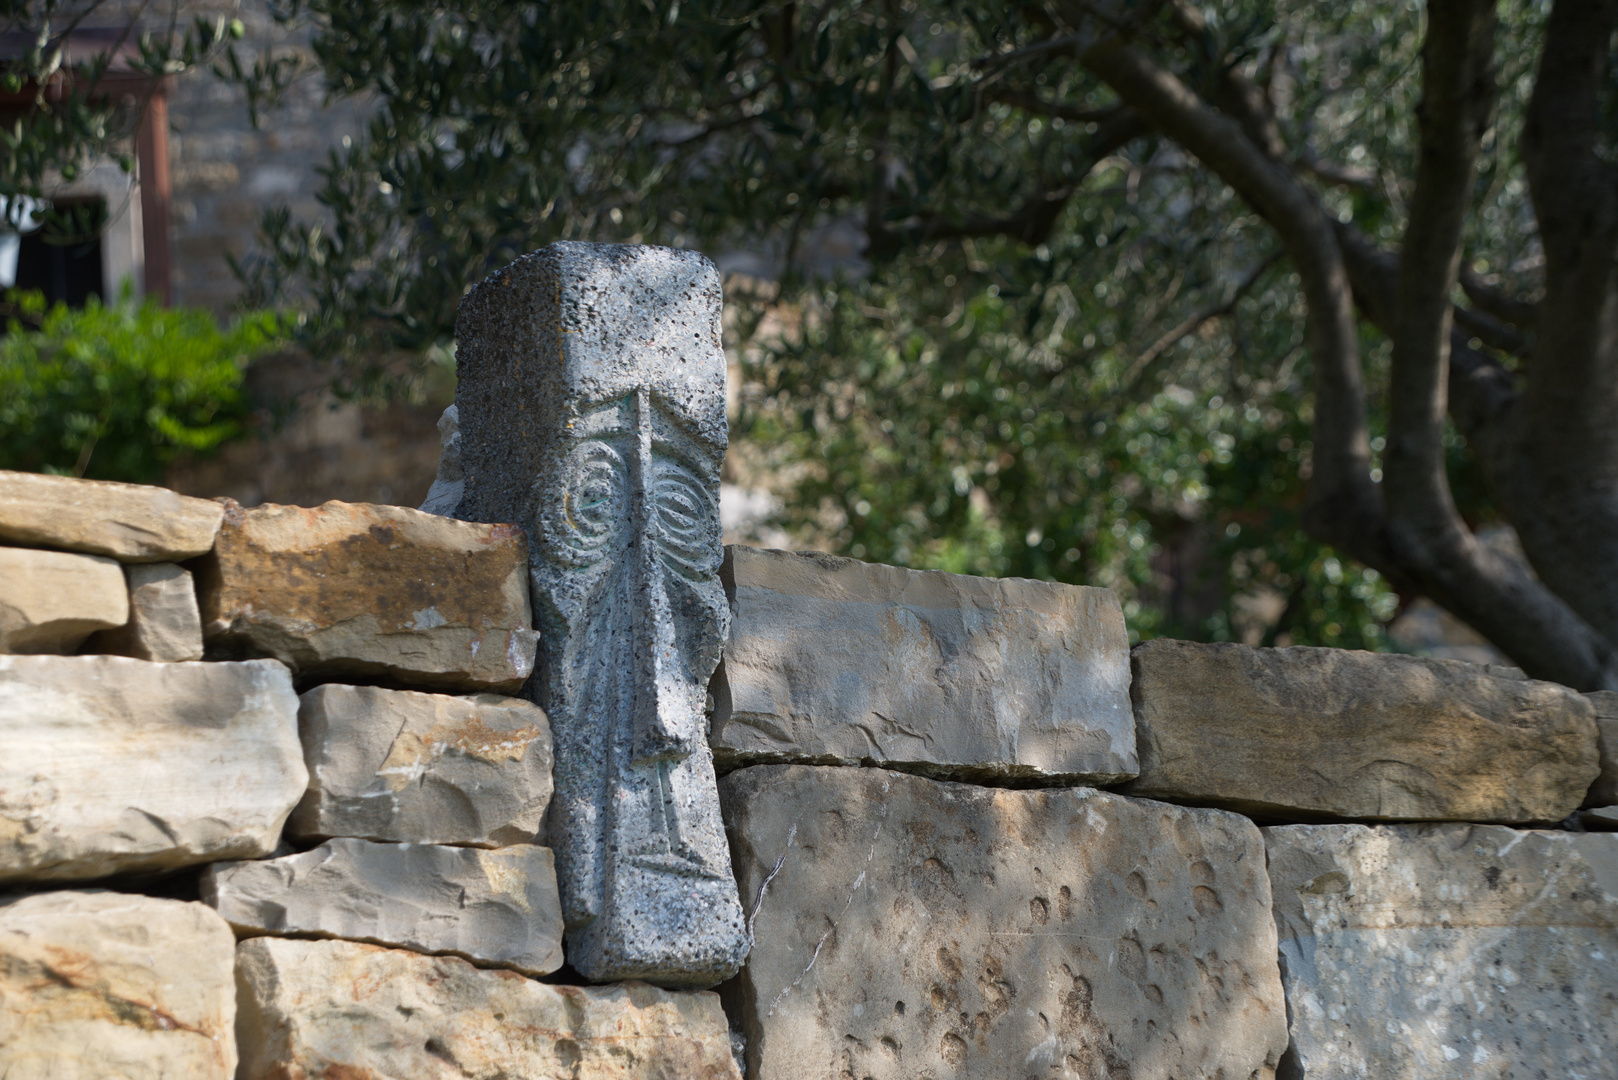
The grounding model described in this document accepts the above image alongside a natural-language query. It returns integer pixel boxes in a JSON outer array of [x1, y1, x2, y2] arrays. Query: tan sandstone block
[[1264, 824, 1618, 1079], [203, 838, 564, 977], [1125, 640, 1598, 822], [0, 470, 223, 561], [288, 683, 553, 847], [84, 562, 205, 662], [197, 499, 539, 691], [0, 547, 128, 653], [235, 936, 742, 1079], [0, 655, 306, 884], [1582, 691, 1618, 807], [0, 890, 237, 1080], [719, 765, 1289, 1080], [711, 547, 1136, 783]]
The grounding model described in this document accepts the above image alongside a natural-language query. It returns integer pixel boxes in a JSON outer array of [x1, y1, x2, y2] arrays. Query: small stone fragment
[[84, 562, 204, 662], [235, 936, 742, 1079], [418, 403, 464, 515], [0, 546, 127, 653], [720, 764, 1289, 1080], [196, 498, 539, 691], [0, 469, 223, 561], [1264, 823, 1618, 1079], [1581, 805, 1618, 830], [202, 838, 564, 977], [287, 683, 553, 847], [711, 546, 1137, 783], [0, 655, 306, 884], [0, 890, 237, 1079], [1125, 639, 1598, 822], [1582, 690, 1618, 807]]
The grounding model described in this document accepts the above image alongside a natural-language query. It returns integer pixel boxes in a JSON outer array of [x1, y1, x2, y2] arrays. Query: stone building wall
[[1, 467, 1615, 1078]]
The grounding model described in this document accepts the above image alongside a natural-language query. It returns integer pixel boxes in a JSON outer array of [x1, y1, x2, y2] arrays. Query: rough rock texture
[[1264, 823, 1618, 1079], [235, 936, 742, 1079], [1581, 805, 1618, 830], [84, 562, 205, 662], [0, 547, 127, 653], [1583, 691, 1618, 808], [197, 498, 539, 692], [711, 546, 1136, 783], [288, 683, 552, 847], [0, 469, 223, 561], [202, 838, 564, 976], [455, 243, 747, 987], [1125, 640, 1598, 822], [419, 403, 465, 515], [719, 764, 1289, 1080], [0, 655, 306, 883], [0, 890, 237, 1079]]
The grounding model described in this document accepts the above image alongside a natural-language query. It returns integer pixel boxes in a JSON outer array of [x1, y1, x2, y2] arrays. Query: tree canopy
[[82, 0, 1618, 685]]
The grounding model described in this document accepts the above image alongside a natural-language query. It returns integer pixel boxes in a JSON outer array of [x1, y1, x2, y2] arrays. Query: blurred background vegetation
[[4, 0, 1566, 656]]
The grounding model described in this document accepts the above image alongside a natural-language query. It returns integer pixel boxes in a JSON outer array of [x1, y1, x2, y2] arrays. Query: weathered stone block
[[287, 683, 553, 847], [1124, 640, 1598, 822], [1582, 690, 1618, 807], [0, 890, 237, 1079], [202, 837, 564, 976], [1264, 823, 1618, 1079], [0, 547, 127, 653], [235, 936, 743, 1079], [711, 546, 1136, 784], [0, 655, 306, 883], [454, 242, 747, 987], [197, 498, 539, 692], [84, 562, 204, 662], [719, 764, 1289, 1080], [0, 469, 224, 561]]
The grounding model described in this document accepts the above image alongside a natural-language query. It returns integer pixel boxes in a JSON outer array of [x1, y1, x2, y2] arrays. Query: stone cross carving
[[449, 242, 748, 987]]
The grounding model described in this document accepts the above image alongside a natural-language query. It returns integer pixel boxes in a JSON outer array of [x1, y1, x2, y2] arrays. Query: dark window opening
[[14, 198, 106, 308]]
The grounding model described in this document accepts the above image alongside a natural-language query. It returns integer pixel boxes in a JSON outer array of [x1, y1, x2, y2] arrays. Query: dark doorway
[[14, 198, 106, 308]]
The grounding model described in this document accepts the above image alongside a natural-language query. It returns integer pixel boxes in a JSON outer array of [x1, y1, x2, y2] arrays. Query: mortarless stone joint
[[448, 241, 748, 988]]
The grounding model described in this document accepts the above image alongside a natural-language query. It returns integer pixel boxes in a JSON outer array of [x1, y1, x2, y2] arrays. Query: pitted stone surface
[[0, 890, 237, 1079], [711, 545, 1135, 782], [197, 498, 538, 692], [454, 242, 746, 987], [202, 838, 564, 976], [0, 469, 223, 561], [288, 683, 553, 847], [1264, 823, 1618, 1079], [719, 764, 1289, 1080], [1125, 640, 1598, 822], [0, 655, 305, 883], [1583, 691, 1618, 807], [0, 547, 127, 653], [235, 936, 743, 1079], [85, 562, 204, 662]]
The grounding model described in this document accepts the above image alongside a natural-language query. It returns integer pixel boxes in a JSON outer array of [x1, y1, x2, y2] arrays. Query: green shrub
[[0, 291, 289, 484]]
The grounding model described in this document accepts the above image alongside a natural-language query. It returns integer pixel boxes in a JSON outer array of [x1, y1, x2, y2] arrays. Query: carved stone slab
[[453, 242, 747, 987]]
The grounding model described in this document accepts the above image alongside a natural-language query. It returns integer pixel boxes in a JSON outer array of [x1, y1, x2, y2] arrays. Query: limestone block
[[288, 683, 553, 847], [235, 936, 742, 1079], [719, 764, 1289, 1080], [1124, 640, 1598, 822], [455, 242, 747, 986], [419, 402, 465, 515], [196, 498, 539, 692], [0, 469, 223, 560], [84, 562, 204, 662], [711, 546, 1136, 784], [0, 890, 237, 1079], [202, 838, 564, 976], [1264, 823, 1618, 1079], [0, 547, 127, 653], [1582, 690, 1618, 807], [0, 655, 306, 883]]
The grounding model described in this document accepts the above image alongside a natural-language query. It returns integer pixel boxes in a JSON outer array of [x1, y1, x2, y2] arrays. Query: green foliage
[[0, 291, 286, 483], [222, 0, 1550, 647]]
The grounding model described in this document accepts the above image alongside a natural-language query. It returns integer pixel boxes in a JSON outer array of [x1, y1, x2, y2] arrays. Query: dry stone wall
[[1, 465, 1615, 1078]]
